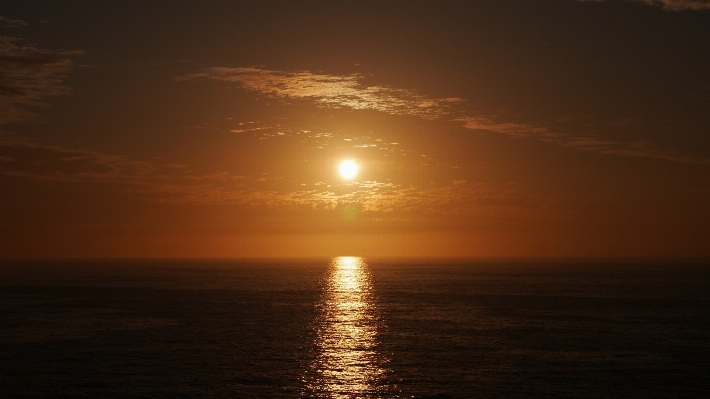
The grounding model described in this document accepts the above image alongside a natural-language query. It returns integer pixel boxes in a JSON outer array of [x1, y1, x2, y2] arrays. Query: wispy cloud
[[179, 67, 461, 120], [458, 116, 710, 164], [0, 32, 84, 125], [229, 121, 272, 134], [579, 0, 710, 10], [456, 117, 557, 139], [183, 66, 708, 165], [0, 16, 29, 28], [642, 0, 710, 10]]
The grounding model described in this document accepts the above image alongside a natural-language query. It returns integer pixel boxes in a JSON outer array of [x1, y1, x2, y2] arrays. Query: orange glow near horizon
[[2, 2, 710, 259]]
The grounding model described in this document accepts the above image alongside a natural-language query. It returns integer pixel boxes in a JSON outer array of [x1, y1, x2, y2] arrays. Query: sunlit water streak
[[302, 257, 395, 398]]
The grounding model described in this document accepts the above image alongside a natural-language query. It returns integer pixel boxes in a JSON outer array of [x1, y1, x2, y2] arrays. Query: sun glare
[[338, 160, 359, 179]]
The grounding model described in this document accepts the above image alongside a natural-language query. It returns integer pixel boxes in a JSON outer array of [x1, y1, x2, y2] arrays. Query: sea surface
[[1, 258, 709, 398]]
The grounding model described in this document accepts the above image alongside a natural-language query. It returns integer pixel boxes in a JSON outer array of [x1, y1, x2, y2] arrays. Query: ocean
[[1, 258, 708, 398]]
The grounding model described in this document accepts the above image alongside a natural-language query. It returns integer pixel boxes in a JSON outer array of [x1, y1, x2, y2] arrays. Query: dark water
[[1, 258, 709, 398]]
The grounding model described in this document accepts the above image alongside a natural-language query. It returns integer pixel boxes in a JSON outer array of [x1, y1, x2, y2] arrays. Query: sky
[[1, 0, 709, 258]]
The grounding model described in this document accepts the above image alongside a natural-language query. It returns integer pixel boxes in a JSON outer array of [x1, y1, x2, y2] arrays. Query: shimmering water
[[1, 258, 709, 398], [303, 257, 392, 398]]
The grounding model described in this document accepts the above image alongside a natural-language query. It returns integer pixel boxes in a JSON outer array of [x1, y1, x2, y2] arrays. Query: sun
[[338, 160, 359, 179]]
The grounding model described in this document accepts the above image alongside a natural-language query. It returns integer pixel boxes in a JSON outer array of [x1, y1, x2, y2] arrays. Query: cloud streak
[[1, 138, 542, 220], [149, 182, 540, 220]]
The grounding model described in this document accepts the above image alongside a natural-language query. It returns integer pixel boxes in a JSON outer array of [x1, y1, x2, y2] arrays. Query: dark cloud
[[0, 34, 83, 125], [0, 139, 149, 180]]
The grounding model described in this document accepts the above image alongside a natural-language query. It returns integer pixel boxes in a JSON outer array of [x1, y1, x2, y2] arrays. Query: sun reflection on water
[[303, 256, 394, 398]]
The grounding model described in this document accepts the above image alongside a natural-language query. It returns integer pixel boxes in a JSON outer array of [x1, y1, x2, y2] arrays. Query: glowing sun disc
[[338, 160, 359, 179]]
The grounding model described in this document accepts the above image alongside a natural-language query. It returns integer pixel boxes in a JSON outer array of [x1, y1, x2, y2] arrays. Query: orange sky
[[1, 1, 709, 258]]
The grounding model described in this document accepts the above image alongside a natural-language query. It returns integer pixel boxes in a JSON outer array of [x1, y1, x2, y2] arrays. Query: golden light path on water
[[303, 256, 394, 398]]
